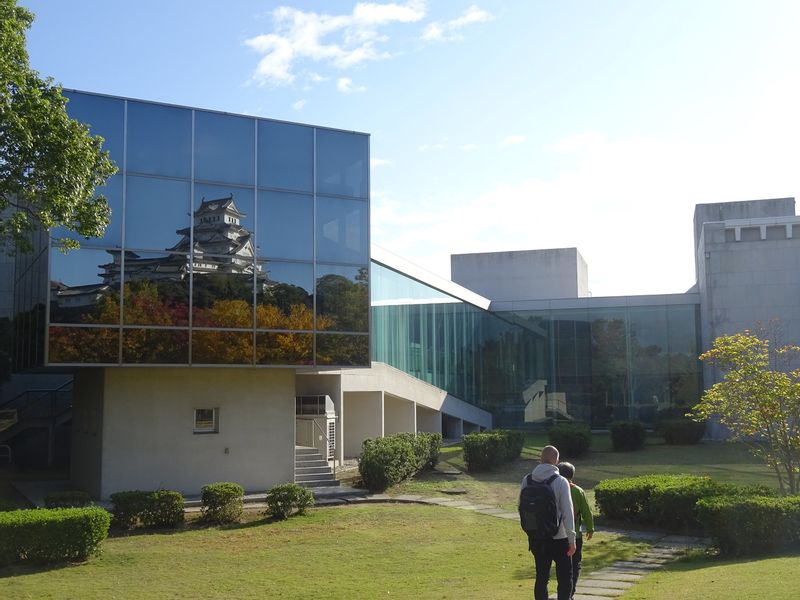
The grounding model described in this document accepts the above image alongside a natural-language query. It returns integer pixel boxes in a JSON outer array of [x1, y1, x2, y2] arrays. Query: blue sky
[[23, 0, 800, 296]]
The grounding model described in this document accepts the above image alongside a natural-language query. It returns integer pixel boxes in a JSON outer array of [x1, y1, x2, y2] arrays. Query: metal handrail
[[311, 418, 336, 478]]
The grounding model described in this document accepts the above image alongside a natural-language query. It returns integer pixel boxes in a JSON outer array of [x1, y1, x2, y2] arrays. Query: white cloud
[[371, 158, 392, 168], [545, 131, 606, 154], [307, 72, 328, 83], [422, 4, 492, 42], [417, 143, 446, 152], [337, 77, 366, 93], [292, 99, 306, 111], [459, 143, 477, 151], [245, 1, 426, 86], [500, 134, 527, 147]]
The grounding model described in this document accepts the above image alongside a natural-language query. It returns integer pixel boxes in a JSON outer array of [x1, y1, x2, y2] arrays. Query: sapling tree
[[691, 330, 800, 494]]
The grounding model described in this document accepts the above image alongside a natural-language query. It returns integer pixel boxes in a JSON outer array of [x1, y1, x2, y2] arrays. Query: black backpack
[[519, 473, 561, 540]]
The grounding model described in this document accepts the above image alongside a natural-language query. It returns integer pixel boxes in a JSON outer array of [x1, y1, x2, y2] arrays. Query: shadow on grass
[[657, 548, 800, 574]]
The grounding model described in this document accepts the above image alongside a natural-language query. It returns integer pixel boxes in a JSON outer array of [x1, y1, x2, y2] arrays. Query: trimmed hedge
[[358, 432, 442, 492], [45, 490, 91, 509], [265, 483, 314, 520], [201, 482, 244, 524], [659, 418, 706, 445], [697, 494, 800, 556], [610, 420, 646, 451], [0, 507, 111, 566], [548, 423, 591, 458], [462, 430, 525, 472], [110, 489, 184, 530]]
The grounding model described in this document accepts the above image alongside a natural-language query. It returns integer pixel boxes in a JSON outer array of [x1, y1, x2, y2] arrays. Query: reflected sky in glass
[[127, 101, 191, 178], [126, 176, 190, 251], [257, 190, 312, 260], [195, 110, 255, 185], [64, 91, 124, 166], [316, 196, 368, 264], [258, 120, 313, 192], [52, 174, 123, 247], [316, 129, 368, 198]]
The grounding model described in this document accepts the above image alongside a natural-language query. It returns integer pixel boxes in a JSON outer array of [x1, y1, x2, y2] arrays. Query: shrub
[[462, 430, 525, 472], [265, 483, 314, 520], [610, 420, 646, 451], [201, 482, 244, 524], [0, 507, 111, 566], [110, 490, 184, 529], [0, 498, 19, 512], [659, 418, 706, 445], [45, 490, 91, 508], [595, 474, 704, 522], [548, 423, 592, 458], [359, 435, 415, 492], [419, 432, 443, 469], [697, 495, 800, 556]]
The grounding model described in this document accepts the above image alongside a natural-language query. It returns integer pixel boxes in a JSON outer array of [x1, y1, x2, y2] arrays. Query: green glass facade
[[371, 261, 703, 428]]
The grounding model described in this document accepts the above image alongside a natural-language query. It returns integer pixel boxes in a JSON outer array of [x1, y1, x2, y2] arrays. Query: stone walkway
[[309, 491, 707, 600]]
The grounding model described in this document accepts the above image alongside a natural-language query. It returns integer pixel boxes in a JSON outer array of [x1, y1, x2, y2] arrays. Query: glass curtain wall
[[371, 262, 547, 427], [29, 91, 370, 368]]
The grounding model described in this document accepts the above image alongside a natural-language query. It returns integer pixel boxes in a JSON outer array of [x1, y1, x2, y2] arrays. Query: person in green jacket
[[558, 462, 594, 600]]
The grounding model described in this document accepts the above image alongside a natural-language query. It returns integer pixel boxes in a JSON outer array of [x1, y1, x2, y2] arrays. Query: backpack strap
[[545, 473, 559, 485], [526, 473, 534, 486]]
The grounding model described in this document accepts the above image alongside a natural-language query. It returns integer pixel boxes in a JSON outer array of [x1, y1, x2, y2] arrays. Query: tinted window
[[316, 264, 369, 332], [192, 330, 253, 364], [316, 333, 369, 366], [316, 196, 368, 264], [122, 252, 190, 326], [52, 174, 123, 248], [316, 129, 368, 198], [257, 261, 313, 329], [125, 176, 190, 251], [127, 101, 191, 178], [258, 120, 313, 192], [122, 328, 189, 364], [49, 247, 120, 325], [257, 191, 313, 260], [64, 92, 125, 167], [49, 326, 119, 364], [194, 183, 255, 253], [195, 111, 255, 185]]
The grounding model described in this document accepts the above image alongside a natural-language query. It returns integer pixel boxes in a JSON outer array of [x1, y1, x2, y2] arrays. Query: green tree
[[0, 0, 116, 253], [691, 331, 800, 494]]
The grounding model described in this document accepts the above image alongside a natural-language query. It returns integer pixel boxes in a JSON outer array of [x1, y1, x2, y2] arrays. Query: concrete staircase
[[295, 446, 339, 488]]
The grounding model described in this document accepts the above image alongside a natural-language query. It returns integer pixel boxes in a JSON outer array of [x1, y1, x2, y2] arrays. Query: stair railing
[[311, 418, 336, 478]]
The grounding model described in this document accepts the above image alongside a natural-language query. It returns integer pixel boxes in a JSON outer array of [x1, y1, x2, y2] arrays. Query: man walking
[[521, 445, 576, 600]]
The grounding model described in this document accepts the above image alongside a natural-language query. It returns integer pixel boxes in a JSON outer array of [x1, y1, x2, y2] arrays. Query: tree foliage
[[691, 331, 800, 494], [0, 0, 116, 253]]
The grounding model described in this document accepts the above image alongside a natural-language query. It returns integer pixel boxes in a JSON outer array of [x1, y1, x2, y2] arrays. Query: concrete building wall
[[343, 391, 383, 457], [97, 367, 295, 499], [383, 394, 415, 436], [296, 373, 344, 463], [416, 405, 441, 434], [451, 248, 589, 302], [71, 369, 104, 498]]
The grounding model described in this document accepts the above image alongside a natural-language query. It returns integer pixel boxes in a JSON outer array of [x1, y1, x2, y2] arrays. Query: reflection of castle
[[52, 196, 262, 308], [102, 196, 258, 285]]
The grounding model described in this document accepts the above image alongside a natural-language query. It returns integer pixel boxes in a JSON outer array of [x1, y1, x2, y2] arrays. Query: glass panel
[[316, 196, 368, 264], [126, 101, 191, 178], [256, 331, 313, 365], [122, 328, 189, 364], [257, 261, 313, 330], [48, 326, 119, 363], [122, 252, 190, 326], [316, 333, 369, 366], [666, 304, 702, 411], [193, 271, 254, 329], [257, 120, 313, 192], [193, 183, 255, 259], [49, 247, 120, 325], [63, 92, 124, 167], [194, 110, 254, 185], [256, 190, 313, 260], [628, 306, 669, 424], [52, 175, 123, 248], [316, 264, 369, 332], [126, 176, 191, 251], [192, 330, 253, 364], [589, 308, 630, 427], [316, 129, 368, 198]]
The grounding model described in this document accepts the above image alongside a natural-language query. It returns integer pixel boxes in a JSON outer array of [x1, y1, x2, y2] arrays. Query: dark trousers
[[570, 536, 584, 599], [530, 537, 573, 600]]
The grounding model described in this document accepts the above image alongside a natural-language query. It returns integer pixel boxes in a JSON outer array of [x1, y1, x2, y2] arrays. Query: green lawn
[[622, 550, 800, 599], [0, 504, 647, 600], [382, 434, 778, 511]]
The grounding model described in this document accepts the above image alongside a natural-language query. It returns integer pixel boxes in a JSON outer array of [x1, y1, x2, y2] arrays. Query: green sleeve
[[577, 487, 594, 533]]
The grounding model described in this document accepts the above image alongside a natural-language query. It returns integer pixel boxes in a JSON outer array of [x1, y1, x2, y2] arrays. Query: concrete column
[[416, 405, 442, 434], [343, 391, 383, 458]]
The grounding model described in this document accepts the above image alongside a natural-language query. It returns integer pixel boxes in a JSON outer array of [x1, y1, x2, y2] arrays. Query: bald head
[[541, 445, 560, 465]]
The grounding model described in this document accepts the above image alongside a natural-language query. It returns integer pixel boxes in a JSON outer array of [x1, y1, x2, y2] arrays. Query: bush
[[0, 507, 110, 566], [697, 495, 800, 556], [419, 432, 443, 469], [548, 423, 592, 458], [110, 490, 184, 530], [659, 418, 706, 445], [462, 430, 525, 472], [201, 482, 244, 524], [610, 421, 646, 451], [265, 483, 314, 520], [359, 435, 415, 492], [45, 490, 91, 508], [595, 474, 704, 522]]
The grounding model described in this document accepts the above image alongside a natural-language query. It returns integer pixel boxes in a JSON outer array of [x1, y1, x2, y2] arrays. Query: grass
[[622, 549, 800, 599], [378, 433, 779, 511], [0, 504, 647, 600]]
